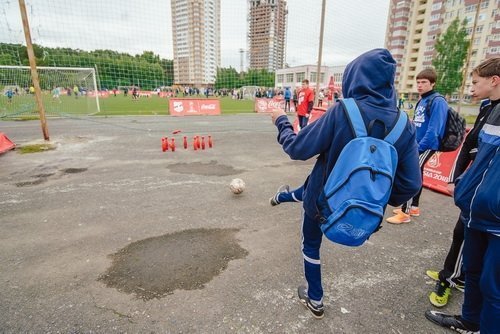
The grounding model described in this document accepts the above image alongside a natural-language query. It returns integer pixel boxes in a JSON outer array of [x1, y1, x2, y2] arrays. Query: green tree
[[215, 67, 240, 89], [432, 18, 469, 96]]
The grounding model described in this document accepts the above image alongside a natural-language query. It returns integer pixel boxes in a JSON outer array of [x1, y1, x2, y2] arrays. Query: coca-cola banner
[[423, 129, 470, 196], [169, 99, 221, 116], [254, 97, 296, 113]]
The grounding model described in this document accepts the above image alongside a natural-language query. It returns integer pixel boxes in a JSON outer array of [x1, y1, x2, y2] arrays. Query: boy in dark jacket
[[425, 57, 500, 334], [425, 99, 492, 308], [271, 48, 421, 319]]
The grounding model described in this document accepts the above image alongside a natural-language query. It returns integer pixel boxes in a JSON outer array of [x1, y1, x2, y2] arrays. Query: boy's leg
[[402, 150, 436, 212], [439, 216, 465, 287], [479, 233, 500, 332], [461, 226, 486, 327], [301, 213, 324, 305], [278, 186, 303, 203]]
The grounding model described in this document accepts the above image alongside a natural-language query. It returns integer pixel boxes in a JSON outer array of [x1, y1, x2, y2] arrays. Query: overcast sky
[[1, 0, 390, 69]]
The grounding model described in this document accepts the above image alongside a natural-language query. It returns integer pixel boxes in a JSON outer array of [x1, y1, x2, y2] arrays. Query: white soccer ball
[[229, 178, 245, 194]]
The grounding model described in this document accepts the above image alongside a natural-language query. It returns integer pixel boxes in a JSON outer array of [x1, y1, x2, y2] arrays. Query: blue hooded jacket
[[274, 48, 422, 220], [454, 103, 500, 234], [413, 91, 448, 153]]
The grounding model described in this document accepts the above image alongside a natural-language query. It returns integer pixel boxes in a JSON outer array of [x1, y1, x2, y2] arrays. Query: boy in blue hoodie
[[425, 57, 499, 334], [271, 48, 421, 319], [387, 68, 448, 224]]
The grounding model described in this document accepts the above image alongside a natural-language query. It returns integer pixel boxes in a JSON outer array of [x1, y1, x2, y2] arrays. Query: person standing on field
[[296, 79, 314, 130]]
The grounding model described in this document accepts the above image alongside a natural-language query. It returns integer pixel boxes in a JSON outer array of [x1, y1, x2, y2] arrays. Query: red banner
[[169, 99, 221, 116], [293, 107, 327, 133], [422, 129, 471, 196], [87, 91, 110, 98], [254, 97, 296, 113]]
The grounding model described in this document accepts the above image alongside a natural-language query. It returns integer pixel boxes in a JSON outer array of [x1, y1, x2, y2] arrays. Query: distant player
[[5, 89, 14, 103], [52, 87, 61, 103]]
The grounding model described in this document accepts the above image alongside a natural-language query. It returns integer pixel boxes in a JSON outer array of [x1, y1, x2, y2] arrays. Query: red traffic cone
[[208, 135, 213, 148], [196, 136, 201, 149], [183, 136, 188, 149], [193, 136, 198, 150], [201, 136, 205, 150]]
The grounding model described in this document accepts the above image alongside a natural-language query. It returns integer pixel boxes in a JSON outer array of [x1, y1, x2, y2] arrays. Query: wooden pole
[[314, 0, 327, 107], [18, 0, 49, 140], [458, 0, 482, 113]]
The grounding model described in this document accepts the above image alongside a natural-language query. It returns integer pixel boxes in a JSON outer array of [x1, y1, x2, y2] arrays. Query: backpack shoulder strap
[[425, 93, 444, 116], [384, 111, 408, 145], [341, 98, 367, 138]]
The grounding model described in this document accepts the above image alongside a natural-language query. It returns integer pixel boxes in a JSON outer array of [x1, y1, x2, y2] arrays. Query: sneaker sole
[[426, 270, 439, 281], [429, 295, 448, 308], [392, 209, 420, 217], [386, 219, 411, 224], [298, 299, 324, 319]]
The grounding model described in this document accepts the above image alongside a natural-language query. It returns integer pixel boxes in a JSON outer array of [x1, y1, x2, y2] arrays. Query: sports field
[[0, 93, 255, 118], [1, 93, 480, 121]]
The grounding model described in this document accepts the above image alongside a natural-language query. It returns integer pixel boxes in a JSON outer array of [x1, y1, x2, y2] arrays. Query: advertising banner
[[422, 129, 470, 196], [293, 107, 327, 133], [169, 99, 221, 116], [254, 97, 296, 113]]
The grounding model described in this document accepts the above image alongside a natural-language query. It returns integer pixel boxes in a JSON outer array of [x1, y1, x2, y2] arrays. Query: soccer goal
[[0, 65, 100, 118]]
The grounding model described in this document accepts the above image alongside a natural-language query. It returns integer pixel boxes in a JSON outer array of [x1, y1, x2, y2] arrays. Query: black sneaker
[[269, 185, 290, 206], [297, 285, 324, 319], [425, 310, 479, 333]]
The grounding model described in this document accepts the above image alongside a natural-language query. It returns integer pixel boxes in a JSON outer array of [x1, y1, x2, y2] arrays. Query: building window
[[465, 4, 477, 13], [432, 2, 442, 10], [286, 73, 293, 83], [277, 74, 284, 83], [296, 72, 305, 83]]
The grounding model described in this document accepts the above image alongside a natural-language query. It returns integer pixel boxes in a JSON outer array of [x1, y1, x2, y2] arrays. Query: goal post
[[0, 65, 100, 118]]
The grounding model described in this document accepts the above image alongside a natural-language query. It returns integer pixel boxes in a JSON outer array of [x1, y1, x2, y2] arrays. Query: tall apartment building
[[385, 0, 500, 99], [171, 0, 221, 86], [248, 0, 288, 71]]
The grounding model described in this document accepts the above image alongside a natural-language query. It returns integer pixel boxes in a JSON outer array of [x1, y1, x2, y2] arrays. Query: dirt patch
[[15, 178, 47, 187], [61, 167, 88, 174], [98, 228, 248, 300], [167, 160, 244, 176]]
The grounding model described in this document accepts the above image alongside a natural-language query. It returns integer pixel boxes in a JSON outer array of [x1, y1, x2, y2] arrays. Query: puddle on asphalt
[[14, 167, 87, 187], [98, 228, 248, 300], [167, 160, 244, 176]]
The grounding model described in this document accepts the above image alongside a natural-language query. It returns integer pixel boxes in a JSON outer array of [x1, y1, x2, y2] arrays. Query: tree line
[[0, 43, 276, 91]]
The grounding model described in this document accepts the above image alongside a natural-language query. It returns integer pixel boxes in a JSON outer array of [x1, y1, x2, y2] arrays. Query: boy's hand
[[271, 109, 286, 124], [447, 183, 455, 196]]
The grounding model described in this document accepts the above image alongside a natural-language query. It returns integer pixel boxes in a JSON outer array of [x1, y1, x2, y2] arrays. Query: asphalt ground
[[1, 114, 463, 333]]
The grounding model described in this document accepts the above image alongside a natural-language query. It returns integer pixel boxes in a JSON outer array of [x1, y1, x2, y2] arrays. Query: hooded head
[[342, 48, 397, 109]]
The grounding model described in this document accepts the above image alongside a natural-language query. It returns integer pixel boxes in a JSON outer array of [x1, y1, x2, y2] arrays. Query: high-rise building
[[248, 0, 288, 71], [171, 0, 221, 87], [385, 0, 499, 99]]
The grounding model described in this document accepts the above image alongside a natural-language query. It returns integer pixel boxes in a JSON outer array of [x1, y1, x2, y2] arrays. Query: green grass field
[[1, 93, 480, 125], [0, 94, 255, 119]]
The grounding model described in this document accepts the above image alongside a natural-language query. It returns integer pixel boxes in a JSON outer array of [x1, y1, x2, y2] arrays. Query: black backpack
[[426, 94, 466, 152]]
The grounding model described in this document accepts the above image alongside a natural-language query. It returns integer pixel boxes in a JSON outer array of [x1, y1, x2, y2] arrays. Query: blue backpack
[[316, 98, 408, 247]]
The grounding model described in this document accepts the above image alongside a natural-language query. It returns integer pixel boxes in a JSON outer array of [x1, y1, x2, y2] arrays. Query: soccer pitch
[[1, 94, 256, 118]]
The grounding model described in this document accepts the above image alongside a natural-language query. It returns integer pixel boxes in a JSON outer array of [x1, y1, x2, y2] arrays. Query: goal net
[[0, 65, 99, 118]]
